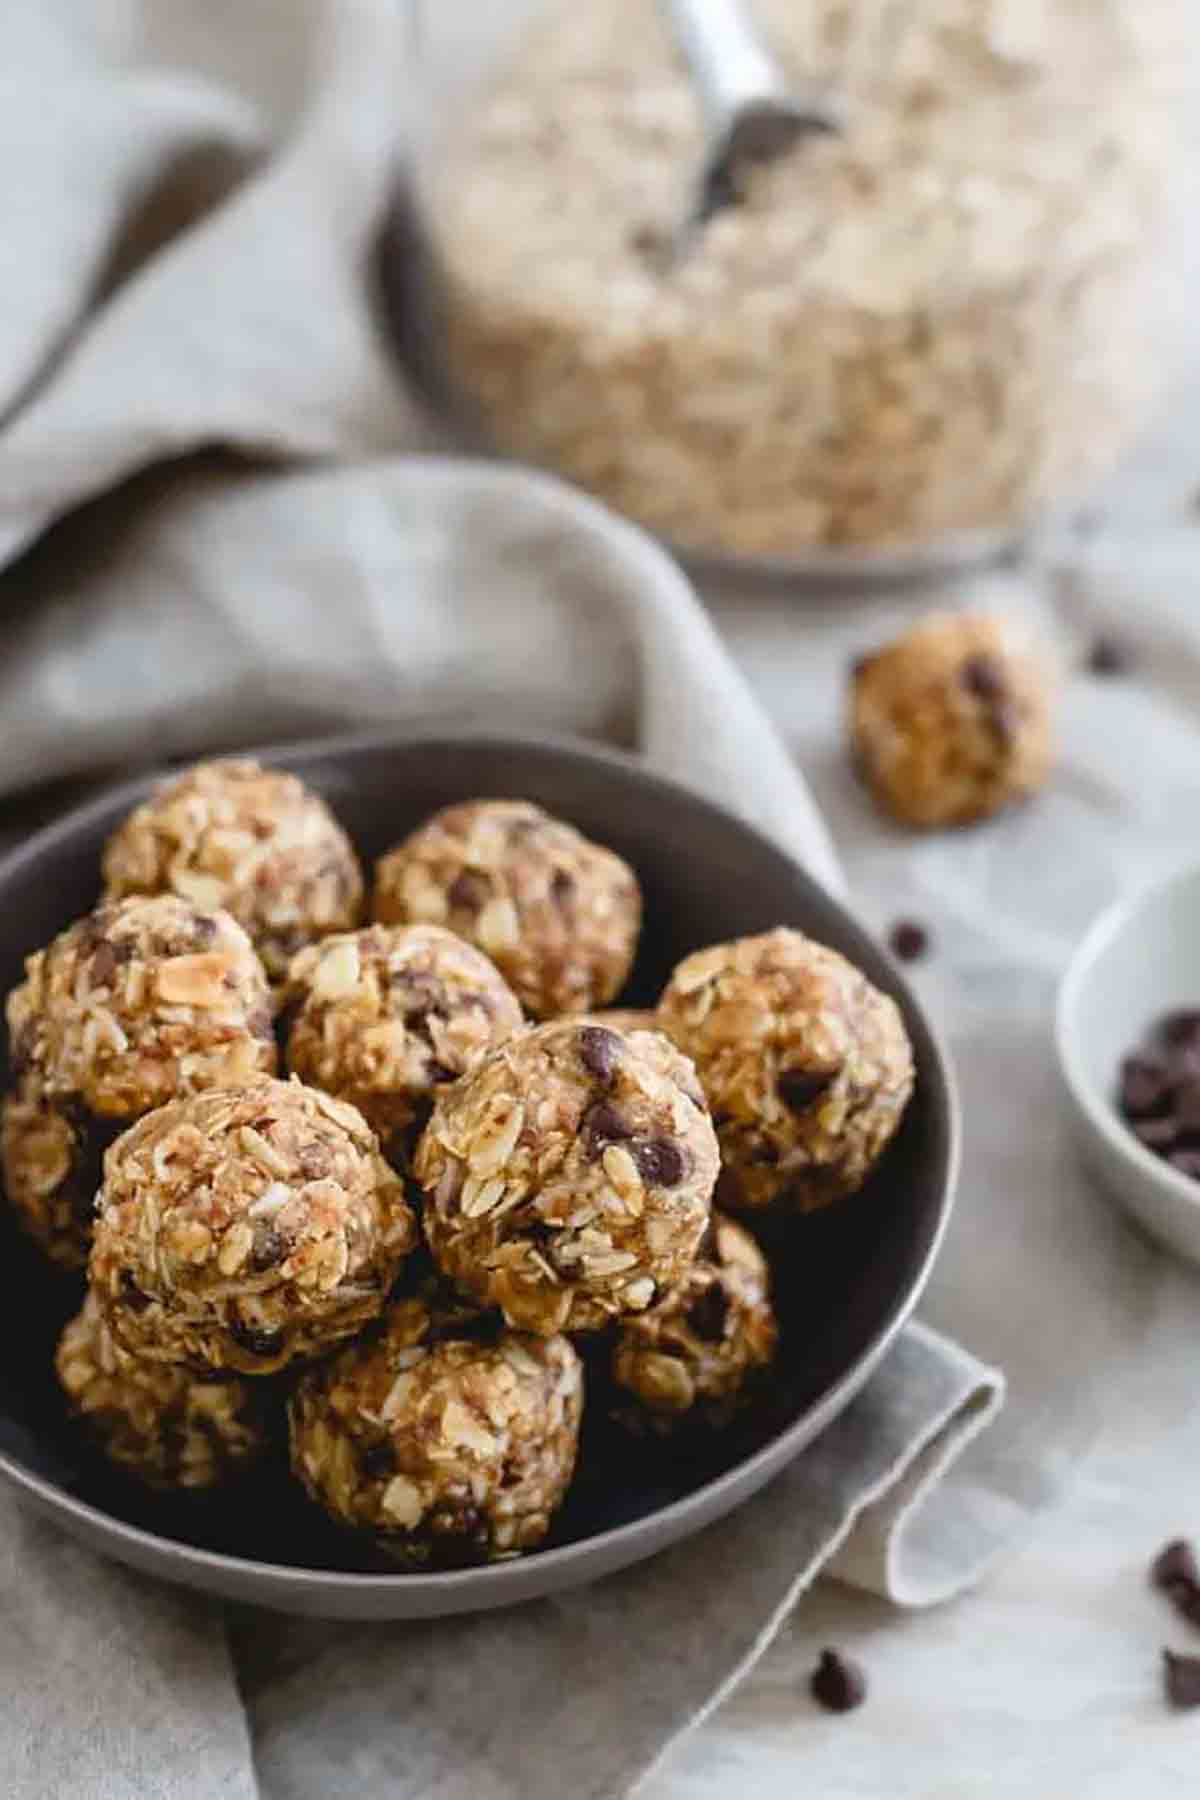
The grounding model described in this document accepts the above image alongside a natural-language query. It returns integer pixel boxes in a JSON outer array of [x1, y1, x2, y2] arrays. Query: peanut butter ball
[[3, 895, 275, 1266], [89, 1078, 417, 1375], [289, 1297, 582, 1566], [284, 923, 523, 1165], [414, 1019, 718, 1333], [102, 758, 363, 984], [849, 611, 1053, 828], [373, 800, 641, 1018], [657, 929, 914, 1213]]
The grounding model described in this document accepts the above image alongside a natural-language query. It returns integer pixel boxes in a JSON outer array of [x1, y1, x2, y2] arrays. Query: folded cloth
[[0, 1, 1174, 1796]]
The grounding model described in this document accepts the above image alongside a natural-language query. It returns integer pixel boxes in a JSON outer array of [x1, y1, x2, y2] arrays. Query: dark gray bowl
[[0, 730, 957, 1618]]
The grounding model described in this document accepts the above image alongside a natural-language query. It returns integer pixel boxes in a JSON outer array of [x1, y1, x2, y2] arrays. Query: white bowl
[[1057, 862, 1200, 1266]]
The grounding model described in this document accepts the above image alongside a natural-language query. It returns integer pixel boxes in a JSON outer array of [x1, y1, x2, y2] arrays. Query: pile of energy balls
[[2, 758, 915, 1569]]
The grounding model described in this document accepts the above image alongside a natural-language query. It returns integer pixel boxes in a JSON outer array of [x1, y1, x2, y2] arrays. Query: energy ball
[[89, 1078, 418, 1375], [848, 611, 1053, 829], [289, 1296, 582, 1566], [414, 1019, 718, 1333], [373, 800, 641, 1019], [283, 923, 523, 1164], [2, 895, 275, 1267], [657, 928, 914, 1214], [56, 1292, 270, 1490], [102, 758, 363, 984], [611, 1214, 777, 1434]]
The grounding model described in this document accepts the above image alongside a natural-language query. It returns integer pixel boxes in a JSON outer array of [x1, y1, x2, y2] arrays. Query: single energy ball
[[55, 1292, 271, 1489], [611, 1213, 777, 1433], [2, 895, 276, 1267], [289, 1296, 583, 1566], [283, 923, 523, 1164], [102, 759, 363, 984], [657, 928, 914, 1214], [848, 611, 1053, 829], [414, 1019, 718, 1333], [373, 799, 641, 1019], [89, 1078, 418, 1375]]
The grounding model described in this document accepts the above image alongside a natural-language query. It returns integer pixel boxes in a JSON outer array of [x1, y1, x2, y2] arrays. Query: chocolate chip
[[228, 1319, 285, 1360], [1087, 635, 1132, 677], [428, 1062, 458, 1085], [687, 1282, 730, 1342], [579, 1024, 621, 1085], [777, 1067, 836, 1114], [888, 919, 929, 962], [632, 1136, 686, 1187], [551, 868, 575, 907], [1161, 1010, 1200, 1051], [192, 915, 218, 947], [810, 1648, 867, 1714], [1120, 1054, 1172, 1119], [1153, 1540, 1200, 1593], [583, 1101, 633, 1155], [361, 1441, 397, 1479], [90, 942, 118, 986], [962, 653, 1006, 701], [447, 871, 489, 914], [250, 1225, 286, 1271], [1164, 1650, 1200, 1710]]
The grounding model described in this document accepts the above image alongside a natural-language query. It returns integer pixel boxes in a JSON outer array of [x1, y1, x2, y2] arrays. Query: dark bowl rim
[[0, 725, 960, 1602]]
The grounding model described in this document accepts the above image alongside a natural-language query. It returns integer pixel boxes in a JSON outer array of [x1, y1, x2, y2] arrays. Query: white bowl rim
[[1055, 858, 1200, 1215]]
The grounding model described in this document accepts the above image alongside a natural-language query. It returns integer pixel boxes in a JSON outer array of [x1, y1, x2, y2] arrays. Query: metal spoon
[[660, 0, 841, 248]]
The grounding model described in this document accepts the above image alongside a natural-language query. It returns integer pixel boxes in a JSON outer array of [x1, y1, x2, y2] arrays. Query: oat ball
[[89, 1078, 418, 1375], [848, 612, 1053, 829], [373, 800, 641, 1019], [56, 1292, 271, 1489], [2, 895, 276, 1267], [611, 1214, 777, 1434], [414, 1019, 718, 1334], [283, 924, 523, 1165], [289, 1296, 582, 1566], [657, 929, 914, 1214], [102, 759, 363, 984]]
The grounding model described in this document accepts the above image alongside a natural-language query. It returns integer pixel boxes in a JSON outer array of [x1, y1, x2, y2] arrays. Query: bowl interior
[[0, 733, 952, 1589], [1060, 863, 1200, 1202]]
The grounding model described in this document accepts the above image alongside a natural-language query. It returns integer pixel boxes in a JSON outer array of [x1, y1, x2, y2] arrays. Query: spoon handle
[[661, 0, 786, 130]]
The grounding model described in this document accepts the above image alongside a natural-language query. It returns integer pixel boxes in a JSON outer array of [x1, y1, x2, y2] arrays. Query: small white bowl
[[1057, 861, 1200, 1267]]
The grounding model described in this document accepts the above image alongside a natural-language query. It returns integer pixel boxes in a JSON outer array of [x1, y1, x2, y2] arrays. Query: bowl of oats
[[0, 730, 954, 1617], [398, 0, 1179, 577]]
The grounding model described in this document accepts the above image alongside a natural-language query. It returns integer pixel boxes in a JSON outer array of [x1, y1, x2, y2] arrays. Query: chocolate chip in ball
[[1119, 1054, 1171, 1119], [810, 1649, 867, 1714], [777, 1067, 836, 1114], [687, 1283, 730, 1342], [962, 652, 1007, 702], [447, 871, 489, 915], [1153, 1540, 1200, 1594], [229, 1319, 286, 1360], [191, 914, 218, 947], [583, 1101, 633, 1156], [633, 1136, 686, 1187], [888, 919, 929, 962], [579, 1024, 621, 1085], [250, 1224, 286, 1272], [1164, 1650, 1200, 1711]]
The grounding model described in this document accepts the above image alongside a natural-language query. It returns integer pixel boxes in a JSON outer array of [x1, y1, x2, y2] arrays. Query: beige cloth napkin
[[10, 2, 1182, 1796]]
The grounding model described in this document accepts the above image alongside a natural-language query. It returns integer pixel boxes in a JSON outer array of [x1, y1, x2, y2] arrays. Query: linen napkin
[[0, 0, 1177, 1795]]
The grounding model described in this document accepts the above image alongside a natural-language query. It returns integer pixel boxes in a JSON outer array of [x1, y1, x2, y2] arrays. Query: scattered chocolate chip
[[579, 1024, 621, 1085], [777, 1067, 836, 1114], [551, 868, 575, 907], [1164, 1650, 1200, 1711], [361, 1441, 397, 1479], [90, 942, 118, 986], [888, 919, 929, 962], [250, 1225, 286, 1272], [1119, 1054, 1172, 1119], [1153, 1540, 1200, 1593], [962, 652, 1007, 702], [228, 1320, 285, 1360], [632, 1136, 686, 1187], [447, 871, 489, 914], [583, 1101, 633, 1155], [810, 1648, 867, 1714], [1087, 636, 1132, 677], [687, 1282, 730, 1342]]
